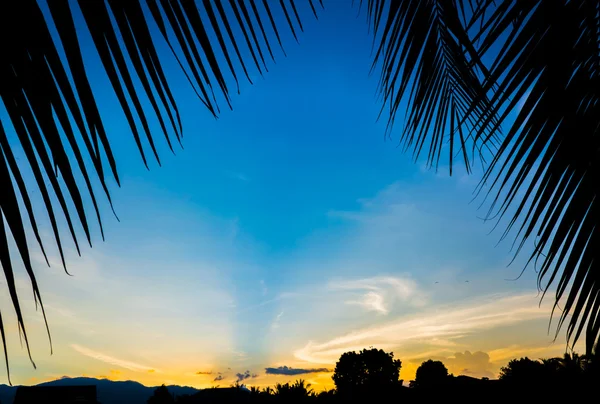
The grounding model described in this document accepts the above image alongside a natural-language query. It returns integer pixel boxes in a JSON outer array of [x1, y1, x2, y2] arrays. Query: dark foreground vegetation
[[148, 347, 599, 404]]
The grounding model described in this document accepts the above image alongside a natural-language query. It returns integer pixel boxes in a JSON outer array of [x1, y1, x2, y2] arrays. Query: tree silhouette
[[147, 385, 175, 404], [272, 379, 314, 403], [499, 357, 548, 385], [412, 360, 449, 389], [332, 348, 402, 399], [555, 352, 585, 384], [583, 343, 599, 380], [1, 0, 600, 381], [315, 389, 335, 401]]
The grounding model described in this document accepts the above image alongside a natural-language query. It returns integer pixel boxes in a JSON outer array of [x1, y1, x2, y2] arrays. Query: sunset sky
[[0, 0, 578, 391]]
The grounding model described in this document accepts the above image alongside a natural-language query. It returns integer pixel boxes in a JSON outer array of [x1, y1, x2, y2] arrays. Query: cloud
[[327, 182, 422, 226], [425, 338, 461, 348], [196, 371, 213, 375], [213, 375, 224, 382], [237, 292, 300, 314], [407, 350, 496, 379], [260, 280, 268, 296], [229, 217, 240, 241], [71, 344, 157, 373], [227, 171, 250, 182], [445, 351, 494, 378], [265, 366, 332, 376], [271, 310, 284, 330], [231, 350, 248, 361], [329, 276, 427, 315], [487, 344, 563, 363], [350, 291, 388, 315], [235, 370, 258, 382], [294, 293, 550, 364]]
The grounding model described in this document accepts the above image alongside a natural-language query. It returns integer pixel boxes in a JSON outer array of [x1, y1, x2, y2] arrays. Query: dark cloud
[[196, 371, 212, 375], [213, 375, 224, 382], [236, 370, 258, 382], [265, 366, 332, 376]]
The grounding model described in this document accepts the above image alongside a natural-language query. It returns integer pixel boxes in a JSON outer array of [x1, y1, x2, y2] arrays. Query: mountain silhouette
[[0, 377, 198, 404]]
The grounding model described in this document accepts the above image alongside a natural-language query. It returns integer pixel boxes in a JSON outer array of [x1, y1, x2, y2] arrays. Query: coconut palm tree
[[550, 352, 586, 385], [274, 379, 314, 399], [0, 0, 598, 385], [0, 0, 319, 383], [583, 343, 600, 377]]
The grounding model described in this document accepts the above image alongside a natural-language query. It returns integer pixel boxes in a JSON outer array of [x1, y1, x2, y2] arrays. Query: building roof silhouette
[[14, 385, 97, 404]]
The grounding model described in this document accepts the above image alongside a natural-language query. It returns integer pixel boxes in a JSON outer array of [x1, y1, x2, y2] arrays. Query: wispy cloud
[[265, 366, 332, 375], [329, 276, 427, 315], [196, 371, 213, 375], [271, 310, 285, 330], [229, 217, 240, 241], [487, 344, 563, 363], [213, 374, 224, 382], [350, 291, 388, 314], [231, 350, 248, 361], [226, 171, 250, 182], [237, 292, 300, 314], [260, 280, 268, 296], [71, 344, 157, 373], [44, 304, 97, 336], [424, 338, 461, 348], [294, 293, 550, 364]]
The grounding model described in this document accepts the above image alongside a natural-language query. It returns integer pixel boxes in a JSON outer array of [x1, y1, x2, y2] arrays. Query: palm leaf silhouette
[[367, 0, 499, 174], [0, 0, 318, 383], [471, 0, 600, 355], [367, 0, 600, 356]]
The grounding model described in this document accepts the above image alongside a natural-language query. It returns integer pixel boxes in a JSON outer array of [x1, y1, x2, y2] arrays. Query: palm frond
[[367, 0, 600, 354], [366, 0, 499, 175], [472, 0, 600, 354], [0, 0, 314, 382]]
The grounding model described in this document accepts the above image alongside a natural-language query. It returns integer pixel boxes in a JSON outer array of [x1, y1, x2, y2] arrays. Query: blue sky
[[0, 0, 575, 389]]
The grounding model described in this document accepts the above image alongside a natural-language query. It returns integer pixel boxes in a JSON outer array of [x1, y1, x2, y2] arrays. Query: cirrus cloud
[[329, 275, 427, 315], [71, 344, 157, 373], [294, 292, 550, 364]]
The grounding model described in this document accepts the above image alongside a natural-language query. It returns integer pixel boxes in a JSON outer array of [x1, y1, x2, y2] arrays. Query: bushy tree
[[147, 385, 175, 404], [412, 360, 449, 388], [332, 348, 402, 398], [499, 357, 547, 385]]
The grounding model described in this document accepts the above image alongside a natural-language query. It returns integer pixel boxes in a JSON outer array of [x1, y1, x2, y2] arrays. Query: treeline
[[148, 347, 600, 403]]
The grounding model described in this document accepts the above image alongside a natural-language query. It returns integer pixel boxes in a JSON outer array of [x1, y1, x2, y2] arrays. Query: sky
[[0, 0, 579, 392]]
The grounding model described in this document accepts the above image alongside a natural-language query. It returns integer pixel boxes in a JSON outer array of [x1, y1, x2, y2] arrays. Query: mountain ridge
[[0, 376, 199, 404]]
